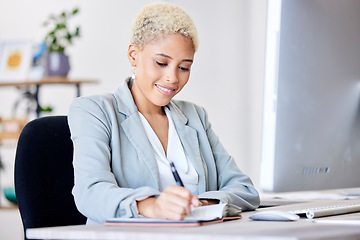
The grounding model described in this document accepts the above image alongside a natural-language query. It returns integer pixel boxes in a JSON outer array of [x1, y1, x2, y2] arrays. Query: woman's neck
[[138, 105, 165, 116], [130, 79, 166, 116]]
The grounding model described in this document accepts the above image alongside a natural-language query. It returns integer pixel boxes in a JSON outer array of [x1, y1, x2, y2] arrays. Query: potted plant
[[43, 8, 80, 77]]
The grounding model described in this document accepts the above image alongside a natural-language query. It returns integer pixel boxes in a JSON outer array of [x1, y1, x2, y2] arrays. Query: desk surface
[[27, 200, 360, 240]]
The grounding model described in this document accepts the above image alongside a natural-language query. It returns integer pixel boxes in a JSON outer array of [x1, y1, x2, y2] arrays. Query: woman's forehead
[[141, 34, 195, 60]]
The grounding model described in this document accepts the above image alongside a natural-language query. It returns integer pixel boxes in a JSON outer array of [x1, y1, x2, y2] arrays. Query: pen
[[169, 161, 195, 217], [170, 161, 184, 187]]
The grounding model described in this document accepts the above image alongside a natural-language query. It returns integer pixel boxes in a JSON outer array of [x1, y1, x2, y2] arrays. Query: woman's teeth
[[157, 85, 173, 93]]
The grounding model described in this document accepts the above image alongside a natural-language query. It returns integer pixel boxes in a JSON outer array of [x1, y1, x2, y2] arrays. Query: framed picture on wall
[[0, 41, 33, 81]]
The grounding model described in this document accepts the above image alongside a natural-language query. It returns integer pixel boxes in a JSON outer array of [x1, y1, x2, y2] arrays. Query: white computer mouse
[[249, 210, 300, 221]]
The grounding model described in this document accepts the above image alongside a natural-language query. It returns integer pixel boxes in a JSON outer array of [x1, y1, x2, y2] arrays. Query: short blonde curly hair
[[130, 2, 198, 51]]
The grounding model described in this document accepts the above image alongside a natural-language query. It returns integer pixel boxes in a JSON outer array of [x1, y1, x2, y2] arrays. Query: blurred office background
[[0, 0, 267, 239]]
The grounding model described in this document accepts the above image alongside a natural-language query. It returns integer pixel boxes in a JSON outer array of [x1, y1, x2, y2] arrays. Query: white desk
[[26, 200, 360, 240]]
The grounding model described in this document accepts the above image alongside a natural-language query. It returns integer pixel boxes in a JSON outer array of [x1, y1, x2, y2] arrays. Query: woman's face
[[128, 34, 195, 111]]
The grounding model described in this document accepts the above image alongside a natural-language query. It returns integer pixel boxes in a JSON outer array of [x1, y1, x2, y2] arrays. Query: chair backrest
[[14, 116, 86, 237]]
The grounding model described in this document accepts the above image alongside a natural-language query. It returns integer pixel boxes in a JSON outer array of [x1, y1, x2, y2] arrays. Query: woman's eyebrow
[[156, 53, 193, 63]]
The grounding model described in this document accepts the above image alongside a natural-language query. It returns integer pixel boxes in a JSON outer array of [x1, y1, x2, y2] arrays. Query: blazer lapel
[[168, 102, 207, 193], [114, 78, 160, 189], [121, 114, 160, 189]]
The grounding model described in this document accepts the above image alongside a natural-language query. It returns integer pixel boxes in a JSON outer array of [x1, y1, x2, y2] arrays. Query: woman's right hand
[[137, 185, 199, 220]]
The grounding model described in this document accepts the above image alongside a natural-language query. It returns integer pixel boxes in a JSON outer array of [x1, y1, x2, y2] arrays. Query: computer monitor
[[260, 0, 360, 192]]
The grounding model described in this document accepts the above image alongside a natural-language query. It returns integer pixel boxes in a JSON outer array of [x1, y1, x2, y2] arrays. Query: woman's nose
[[165, 68, 179, 83]]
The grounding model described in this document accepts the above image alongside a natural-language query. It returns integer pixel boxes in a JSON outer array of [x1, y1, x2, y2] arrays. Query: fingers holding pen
[[156, 185, 194, 219], [137, 185, 199, 220]]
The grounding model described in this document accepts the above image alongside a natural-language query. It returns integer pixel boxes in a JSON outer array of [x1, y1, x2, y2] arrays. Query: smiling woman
[[68, 2, 260, 224], [128, 34, 194, 110]]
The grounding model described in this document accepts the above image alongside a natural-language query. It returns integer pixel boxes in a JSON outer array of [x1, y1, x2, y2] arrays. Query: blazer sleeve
[[68, 97, 160, 224], [195, 106, 260, 210]]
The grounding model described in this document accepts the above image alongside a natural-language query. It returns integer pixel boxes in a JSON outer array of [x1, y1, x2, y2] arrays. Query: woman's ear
[[127, 43, 138, 67]]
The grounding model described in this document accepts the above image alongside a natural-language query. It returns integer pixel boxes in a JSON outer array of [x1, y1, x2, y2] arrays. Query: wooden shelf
[[0, 205, 18, 210], [0, 77, 98, 87], [0, 118, 27, 141], [0, 77, 99, 118]]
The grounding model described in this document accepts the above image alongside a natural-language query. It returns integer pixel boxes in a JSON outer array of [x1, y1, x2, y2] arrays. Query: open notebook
[[105, 203, 242, 227]]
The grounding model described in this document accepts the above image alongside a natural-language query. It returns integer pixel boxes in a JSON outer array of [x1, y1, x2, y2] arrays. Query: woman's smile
[[155, 84, 176, 96]]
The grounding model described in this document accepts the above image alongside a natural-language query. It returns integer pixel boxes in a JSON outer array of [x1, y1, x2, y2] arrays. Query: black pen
[[170, 161, 196, 217], [170, 161, 184, 187]]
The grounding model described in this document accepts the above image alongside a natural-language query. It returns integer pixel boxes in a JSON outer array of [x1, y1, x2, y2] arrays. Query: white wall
[[0, 0, 267, 188]]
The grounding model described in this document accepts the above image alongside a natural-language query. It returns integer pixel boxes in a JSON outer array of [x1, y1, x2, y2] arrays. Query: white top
[[138, 107, 199, 195]]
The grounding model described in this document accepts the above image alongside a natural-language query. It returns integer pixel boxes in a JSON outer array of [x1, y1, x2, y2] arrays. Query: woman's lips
[[155, 84, 176, 96]]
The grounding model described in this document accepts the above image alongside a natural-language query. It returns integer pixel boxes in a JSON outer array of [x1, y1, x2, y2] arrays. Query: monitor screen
[[261, 0, 360, 192]]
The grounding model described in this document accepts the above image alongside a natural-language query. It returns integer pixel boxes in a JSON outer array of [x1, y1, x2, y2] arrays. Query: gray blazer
[[68, 78, 260, 224]]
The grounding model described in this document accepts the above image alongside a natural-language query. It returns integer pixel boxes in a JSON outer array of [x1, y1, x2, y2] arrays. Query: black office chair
[[14, 116, 86, 239]]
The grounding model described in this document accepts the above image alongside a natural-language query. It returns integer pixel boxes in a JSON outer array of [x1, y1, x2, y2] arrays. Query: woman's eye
[[156, 61, 167, 67], [156, 61, 190, 72], [179, 66, 190, 72]]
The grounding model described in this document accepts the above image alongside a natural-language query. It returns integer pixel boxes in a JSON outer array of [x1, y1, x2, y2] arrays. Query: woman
[[68, 2, 259, 224]]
